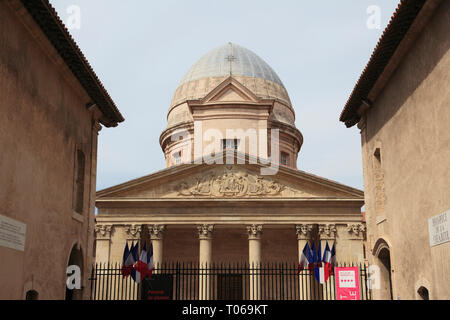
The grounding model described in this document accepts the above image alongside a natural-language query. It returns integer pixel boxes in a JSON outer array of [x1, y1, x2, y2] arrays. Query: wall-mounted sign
[[428, 210, 450, 247], [0, 214, 26, 251], [335, 267, 360, 300], [141, 274, 173, 300]]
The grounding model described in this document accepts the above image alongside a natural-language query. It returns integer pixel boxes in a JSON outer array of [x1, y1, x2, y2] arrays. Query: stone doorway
[[373, 239, 393, 300], [65, 244, 83, 300]]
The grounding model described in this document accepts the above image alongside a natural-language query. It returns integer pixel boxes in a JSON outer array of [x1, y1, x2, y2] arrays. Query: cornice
[[95, 216, 365, 226], [95, 198, 364, 210], [96, 153, 364, 199]]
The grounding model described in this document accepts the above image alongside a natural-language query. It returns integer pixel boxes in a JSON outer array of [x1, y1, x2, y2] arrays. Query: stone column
[[149, 224, 166, 273], [94, 224, 113, 263], [124, 224, 142, 298], [247, 224, 263, 300], [318, 224, 337, 300], [345, 223, 366, 262], [94, 224, 114, 300], [197, 224, 214, 300], [296, 224, 313, 300]]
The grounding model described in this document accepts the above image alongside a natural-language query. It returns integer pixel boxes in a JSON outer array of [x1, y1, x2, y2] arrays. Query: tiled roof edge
[[339, 0, 427, 127], [20, 0, 124, 127]]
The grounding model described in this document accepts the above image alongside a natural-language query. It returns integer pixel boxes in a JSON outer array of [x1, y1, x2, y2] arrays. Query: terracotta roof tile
[[20, 0, 124, 127], [339, 0, 427, 127]]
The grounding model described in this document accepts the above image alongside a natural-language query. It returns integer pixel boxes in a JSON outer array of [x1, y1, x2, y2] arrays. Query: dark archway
[[417, 286, 429, 300], [25, 290, 39, 300], [65, 244, 84, 300], [373, 239, 393, 300]]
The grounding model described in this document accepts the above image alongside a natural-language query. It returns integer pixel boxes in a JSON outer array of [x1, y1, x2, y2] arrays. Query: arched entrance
[[373, 238, 393, 300], [65, 244, 83, 300], [25, 290, 39, 300], [417, 286, 429, 300]]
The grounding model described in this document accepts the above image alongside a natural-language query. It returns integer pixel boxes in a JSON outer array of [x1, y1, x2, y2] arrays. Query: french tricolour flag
[[130, 242, 140, 282], [322, 242, 332, 282], [121, 242, 135, 277], [134, 243, 148, 283], [330, 243, 336, 275], [147, 242, 154, 277], [298, 242, 312, 272], [310, 242, 318, 272], [313, 242, 323, 283], [314, 241, 334, 284]]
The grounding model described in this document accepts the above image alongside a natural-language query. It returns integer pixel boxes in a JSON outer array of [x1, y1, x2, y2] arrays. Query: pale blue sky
[[51, 0, 400, 191]]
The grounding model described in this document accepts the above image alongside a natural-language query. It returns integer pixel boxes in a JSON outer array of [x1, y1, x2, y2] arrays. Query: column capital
[[346, 223, 366, 239], [124, 224, 141, 240], [318, 224, 337, 240], [197, 224, 214, 240], [148, 224, 166, 240], [94, 224, 113, 240], [247, 224, 263, 240], [295, 224, 313, 240]]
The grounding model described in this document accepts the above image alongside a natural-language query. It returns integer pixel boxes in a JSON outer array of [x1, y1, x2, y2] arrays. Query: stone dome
[[170, 43, 292, 109], [180, 43, 284, 86], [161, 43, 303, 169]]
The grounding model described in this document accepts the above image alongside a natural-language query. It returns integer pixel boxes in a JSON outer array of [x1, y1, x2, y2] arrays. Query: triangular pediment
[[96, 154, 363, 201], [199, 77, 261, 104], [213, 87, 250, 102]]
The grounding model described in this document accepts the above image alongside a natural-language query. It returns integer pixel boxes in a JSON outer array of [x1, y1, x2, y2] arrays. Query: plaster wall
[[361, 2, 450, 299], [0, 2, 98, 299]]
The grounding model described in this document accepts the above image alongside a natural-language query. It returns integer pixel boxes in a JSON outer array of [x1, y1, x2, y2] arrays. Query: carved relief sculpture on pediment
[[175, 167, 286, 198]]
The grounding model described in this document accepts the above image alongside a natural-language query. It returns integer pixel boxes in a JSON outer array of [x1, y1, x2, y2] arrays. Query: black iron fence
[[90, 262, 372, 300]]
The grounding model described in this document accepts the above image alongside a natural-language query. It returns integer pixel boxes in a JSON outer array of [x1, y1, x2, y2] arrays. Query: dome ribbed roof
[[170, 43, 292, 110], [180, 43, 284, 86]]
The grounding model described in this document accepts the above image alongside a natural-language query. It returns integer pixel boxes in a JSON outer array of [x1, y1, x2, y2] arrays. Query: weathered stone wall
[[361, 1, 450, 300], [0, 2, 98, 299]]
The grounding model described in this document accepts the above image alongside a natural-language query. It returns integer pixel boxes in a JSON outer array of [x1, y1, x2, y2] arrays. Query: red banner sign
[[335, 267, 360, 300]]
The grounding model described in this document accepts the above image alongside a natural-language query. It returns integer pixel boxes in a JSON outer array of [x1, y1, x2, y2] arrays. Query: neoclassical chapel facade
[[94, 43, 366, 268]]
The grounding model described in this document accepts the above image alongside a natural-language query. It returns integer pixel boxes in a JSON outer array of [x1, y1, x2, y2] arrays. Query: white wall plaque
[[428, 210, 450, 247], [0, 214, 26, 251]]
